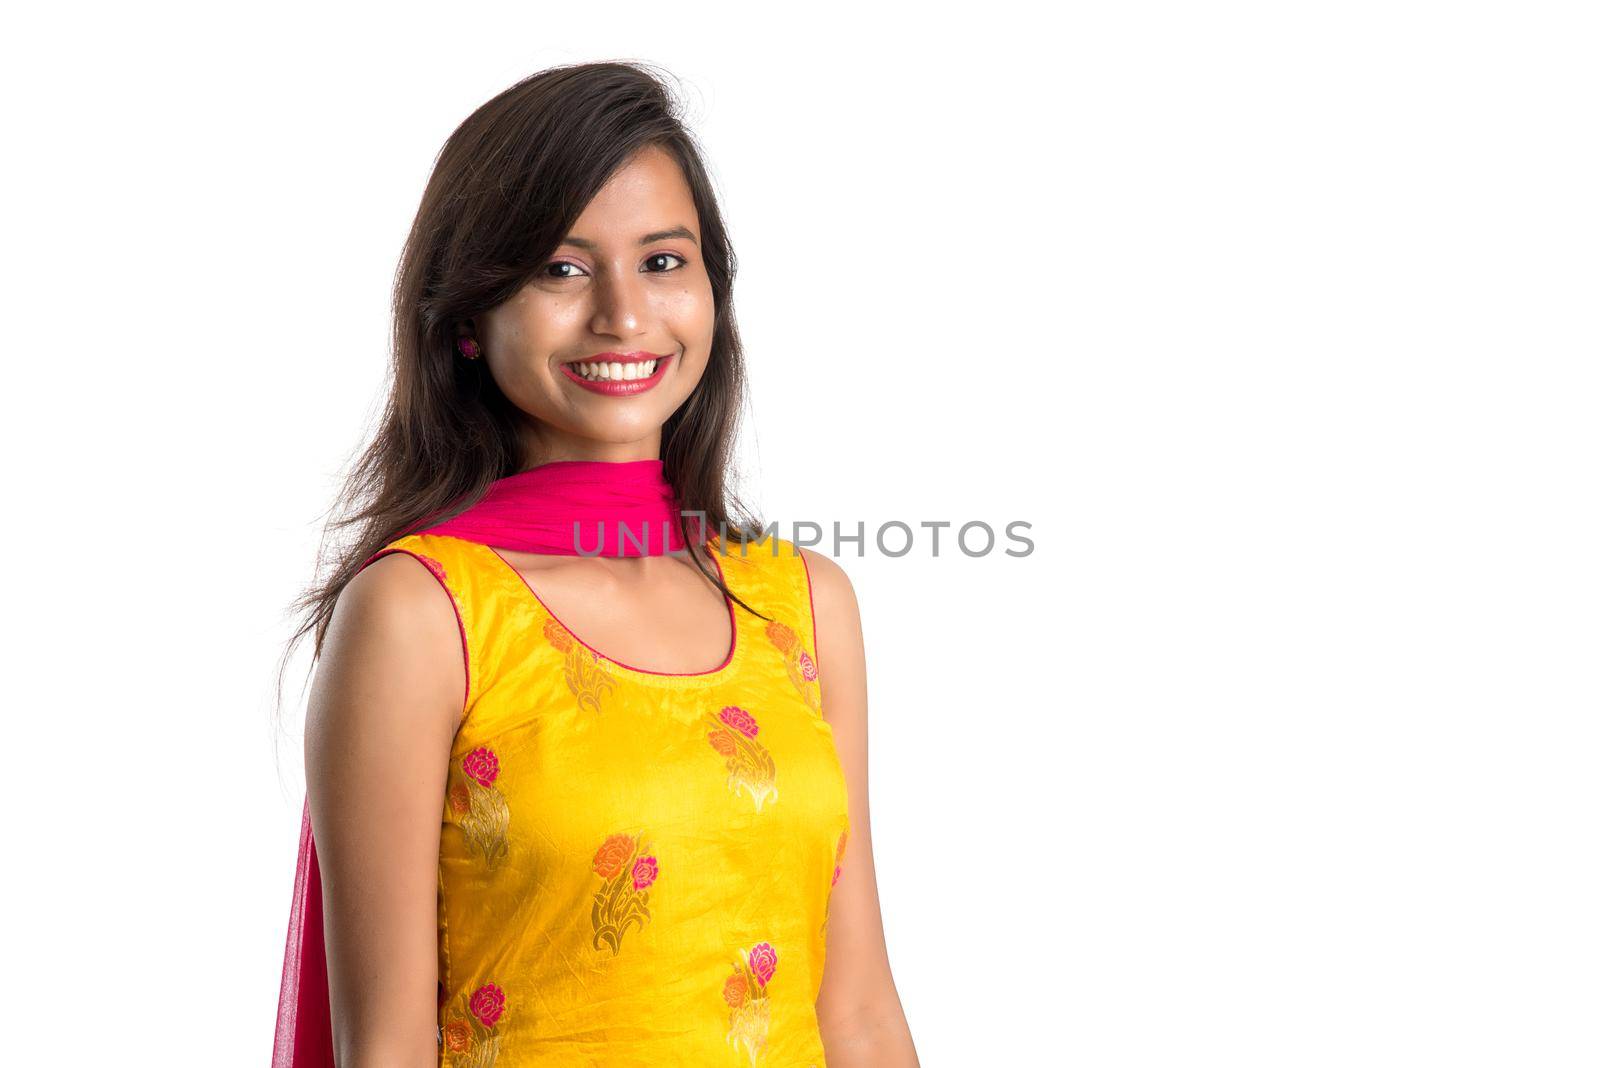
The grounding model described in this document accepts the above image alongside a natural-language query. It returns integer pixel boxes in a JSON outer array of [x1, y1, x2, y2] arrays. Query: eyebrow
[[558, 226, 699, 250]]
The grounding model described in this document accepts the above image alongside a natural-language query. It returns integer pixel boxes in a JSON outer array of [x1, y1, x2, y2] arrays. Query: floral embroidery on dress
[[764, 620, 821, 712], [590, 832, 658, 955], [724, 941, 778, 1066], [413, 552, 449, 585], [821, 827, 849, 941], [706, 705, 778, 812], [451, 746, 509, 868], [442, 982, 506, 1067], [543, 616, 618, 714]]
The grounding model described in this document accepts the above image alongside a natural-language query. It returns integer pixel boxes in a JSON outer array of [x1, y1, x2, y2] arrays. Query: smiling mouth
[[560, 353, 673, 395], [567, 357, 661, 382]]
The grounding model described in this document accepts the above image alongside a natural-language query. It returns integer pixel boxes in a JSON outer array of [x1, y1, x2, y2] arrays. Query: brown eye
[[544, 261, 584, 279], [644, 252, 687, 272]]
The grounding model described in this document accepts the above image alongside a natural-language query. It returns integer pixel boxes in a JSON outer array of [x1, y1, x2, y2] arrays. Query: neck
[[519, 427, 664, 469]]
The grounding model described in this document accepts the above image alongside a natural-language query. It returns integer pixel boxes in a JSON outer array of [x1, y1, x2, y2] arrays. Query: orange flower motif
[[448, 783, 471, 815], [544, 616, 616, 714], [824, 826, 850, 939], [591, 832, 658, 955], [443, 1019, 472, 1052], [543, 617, 573, 652], [765, 620, 797, 653], [707, 728, 737, 756], [593, 833, 637, 879], [723, 972, 749, 1007], [764, 617, 822, 712]]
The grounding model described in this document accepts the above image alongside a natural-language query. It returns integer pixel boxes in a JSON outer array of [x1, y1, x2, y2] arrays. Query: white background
[[5, 3, 1596, 1064]]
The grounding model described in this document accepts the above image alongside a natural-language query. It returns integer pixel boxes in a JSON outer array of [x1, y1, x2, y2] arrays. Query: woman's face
[[474, 144, 716, 465]]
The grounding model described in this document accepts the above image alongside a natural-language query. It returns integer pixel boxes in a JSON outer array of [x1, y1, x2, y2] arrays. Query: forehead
[[566, 145, 698, 241]]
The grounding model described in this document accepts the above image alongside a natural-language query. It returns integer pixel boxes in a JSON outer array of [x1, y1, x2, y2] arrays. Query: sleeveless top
[[356, 530, 852, 1067]]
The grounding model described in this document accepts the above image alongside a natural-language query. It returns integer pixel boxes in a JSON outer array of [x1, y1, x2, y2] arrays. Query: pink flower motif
[[469, 983, 506, 1029], [748, 942, 777, 987], [832, 864, 842, 886], [415, 553, 449, 585], [462, 747, 499, 787], [632, 854, 659, 890], [719, 705, 760, 738], [799, 650, 818, 682]]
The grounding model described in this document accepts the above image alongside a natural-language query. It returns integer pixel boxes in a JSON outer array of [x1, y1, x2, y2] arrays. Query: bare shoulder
[[333, 550, 464, 670], [339, 549, 437, 608], [796, 545, 861, 621], [311, 550, 467, 742], [338, 548, 460, 622]]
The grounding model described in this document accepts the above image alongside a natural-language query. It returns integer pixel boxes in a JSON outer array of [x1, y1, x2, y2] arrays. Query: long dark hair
[[271, 61, 771, 749]]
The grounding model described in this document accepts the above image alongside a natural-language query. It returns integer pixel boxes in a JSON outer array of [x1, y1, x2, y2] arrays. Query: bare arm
[[304, 552, 465, 1067], [802, 548, 920, 1067]]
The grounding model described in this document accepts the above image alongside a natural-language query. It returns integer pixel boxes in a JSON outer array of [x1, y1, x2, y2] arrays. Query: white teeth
[[573, 359, 658, 381]]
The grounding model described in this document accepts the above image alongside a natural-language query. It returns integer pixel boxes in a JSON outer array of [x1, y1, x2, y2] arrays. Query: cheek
[[492, 283, 591, 336], [484, 304, 571, 387], [664, 279, 716, 343], [484, 355, 547, 415], [497, 295, 582, 347]]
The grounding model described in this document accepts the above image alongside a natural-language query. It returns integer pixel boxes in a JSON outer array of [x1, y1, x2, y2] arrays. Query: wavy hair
[[271, 61, 771, 752]]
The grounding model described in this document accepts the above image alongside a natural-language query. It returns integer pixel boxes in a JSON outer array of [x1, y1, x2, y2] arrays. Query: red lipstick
[[560, 352, 673, 396]]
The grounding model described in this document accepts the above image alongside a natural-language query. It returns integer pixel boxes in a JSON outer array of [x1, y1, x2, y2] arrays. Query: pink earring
[[457, 337, 481, 359]]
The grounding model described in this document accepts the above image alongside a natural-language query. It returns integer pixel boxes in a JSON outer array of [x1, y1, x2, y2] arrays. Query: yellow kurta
[[359, 532, 852, 1067]]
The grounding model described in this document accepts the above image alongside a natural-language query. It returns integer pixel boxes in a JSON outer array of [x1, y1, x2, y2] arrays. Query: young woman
[[272, 62, 919, 1067]]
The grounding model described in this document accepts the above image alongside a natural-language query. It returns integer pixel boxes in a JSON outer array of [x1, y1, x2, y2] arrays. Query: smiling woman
[[467, 145, 716, 445], [269, 61, 919, 1068]]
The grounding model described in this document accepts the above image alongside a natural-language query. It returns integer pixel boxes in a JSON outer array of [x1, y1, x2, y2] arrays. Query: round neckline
[[483, 536, 744, 686]]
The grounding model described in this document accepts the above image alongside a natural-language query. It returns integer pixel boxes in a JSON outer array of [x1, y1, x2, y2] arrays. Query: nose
[[588, 267, 649, 339]]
